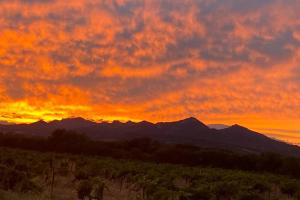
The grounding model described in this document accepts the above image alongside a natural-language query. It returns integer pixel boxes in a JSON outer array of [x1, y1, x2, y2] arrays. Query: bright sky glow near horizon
[[0, 0, 300, 144]]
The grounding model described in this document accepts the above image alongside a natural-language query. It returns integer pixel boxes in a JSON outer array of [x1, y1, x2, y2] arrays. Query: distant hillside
[[0, 117, 300, 156], [208, 124, 230, 130]]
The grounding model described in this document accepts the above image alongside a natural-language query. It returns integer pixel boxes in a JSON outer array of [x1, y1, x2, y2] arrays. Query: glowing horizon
[[0, 0, 300, 144]]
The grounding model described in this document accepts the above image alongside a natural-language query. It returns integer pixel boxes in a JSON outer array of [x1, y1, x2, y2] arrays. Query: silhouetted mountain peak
[[222, 124, 264, 138], [48, 117, 96, 129], [139, 120, 154, 126], [60, 117, 89, 123], [32, 120, 48, 125], [112, 120, 122, 124], [228, 124, 248, 131], [182, 117, 199, 122], [155, 117, 209, 138], [126, 121, 135, 125], [179, 117, 208, 128]]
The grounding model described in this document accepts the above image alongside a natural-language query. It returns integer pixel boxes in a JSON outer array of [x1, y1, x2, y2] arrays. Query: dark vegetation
[[1, 147, 300, 199], [1, 129, 300, 180]]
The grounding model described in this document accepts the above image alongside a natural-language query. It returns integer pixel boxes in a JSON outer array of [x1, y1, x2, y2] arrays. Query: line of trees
[[1, 129, 300, 178]]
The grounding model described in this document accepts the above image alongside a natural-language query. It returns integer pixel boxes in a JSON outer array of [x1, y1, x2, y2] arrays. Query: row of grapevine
[[1, 147, 300, 200]]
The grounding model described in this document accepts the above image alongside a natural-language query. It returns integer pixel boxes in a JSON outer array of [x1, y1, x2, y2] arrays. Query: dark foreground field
[[1, 148, 300, 200]]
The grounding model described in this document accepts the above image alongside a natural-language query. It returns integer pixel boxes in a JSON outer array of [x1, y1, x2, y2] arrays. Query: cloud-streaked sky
[[0, 0, 300, 144]]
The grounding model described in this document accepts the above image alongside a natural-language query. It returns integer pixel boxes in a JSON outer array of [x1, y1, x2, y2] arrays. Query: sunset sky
[[0, 0, 300, 144]]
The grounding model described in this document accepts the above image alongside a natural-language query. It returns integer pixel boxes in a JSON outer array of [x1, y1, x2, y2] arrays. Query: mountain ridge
[[0, 117, 299, 156]]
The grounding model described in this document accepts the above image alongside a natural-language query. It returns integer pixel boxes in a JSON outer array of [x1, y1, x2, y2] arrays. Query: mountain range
[[0, 117, 299, 156]]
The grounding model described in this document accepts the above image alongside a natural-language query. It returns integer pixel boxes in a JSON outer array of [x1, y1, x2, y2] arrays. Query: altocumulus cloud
[[0, 0, 300, 143]]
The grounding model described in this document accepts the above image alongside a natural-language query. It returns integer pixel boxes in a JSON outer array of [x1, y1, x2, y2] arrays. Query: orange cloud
[[0, 0, 300, 144]]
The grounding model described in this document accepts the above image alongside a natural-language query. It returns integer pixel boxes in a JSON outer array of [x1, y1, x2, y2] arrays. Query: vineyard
[[0, 147, 300, 200]]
